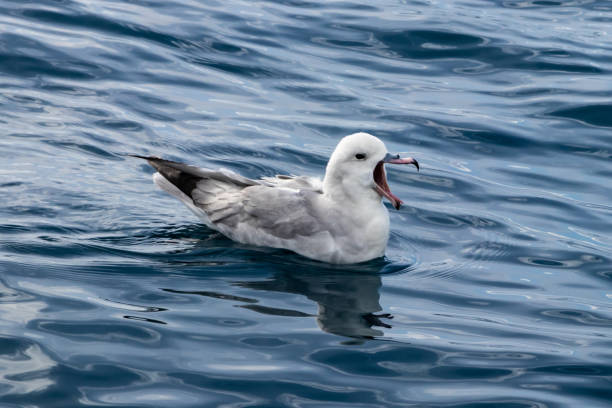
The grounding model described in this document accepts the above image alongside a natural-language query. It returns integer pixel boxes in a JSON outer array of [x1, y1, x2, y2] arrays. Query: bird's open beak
[[373, 153, 419, 210], [383, 153, 419, 169]]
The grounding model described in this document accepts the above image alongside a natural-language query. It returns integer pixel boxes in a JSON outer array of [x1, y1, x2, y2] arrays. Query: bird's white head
[[323, 132, 419, 209]]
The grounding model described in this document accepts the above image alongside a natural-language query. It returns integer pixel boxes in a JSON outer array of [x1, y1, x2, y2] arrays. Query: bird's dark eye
[[355, 153, 366, 160]]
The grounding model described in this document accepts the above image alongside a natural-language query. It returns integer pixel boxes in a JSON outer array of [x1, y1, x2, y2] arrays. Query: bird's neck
[[323, 174, 383, 211]]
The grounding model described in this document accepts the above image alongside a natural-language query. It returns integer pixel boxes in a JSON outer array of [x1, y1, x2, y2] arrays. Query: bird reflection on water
[[163, 255, 401, 340], [237, 264, 393, 340]]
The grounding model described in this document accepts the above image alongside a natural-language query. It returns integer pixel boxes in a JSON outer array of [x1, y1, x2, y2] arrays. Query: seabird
[[132, 132, 419, 264]]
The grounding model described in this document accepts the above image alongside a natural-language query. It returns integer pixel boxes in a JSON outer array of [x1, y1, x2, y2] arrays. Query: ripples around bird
[[0, 0, 611, 407]]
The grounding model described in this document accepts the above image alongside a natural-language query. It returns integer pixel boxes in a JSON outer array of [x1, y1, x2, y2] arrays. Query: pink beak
[[373, 153, 419, 210]]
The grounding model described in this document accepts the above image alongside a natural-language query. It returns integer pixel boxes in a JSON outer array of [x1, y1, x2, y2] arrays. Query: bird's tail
[[129, 154, 203, 198]]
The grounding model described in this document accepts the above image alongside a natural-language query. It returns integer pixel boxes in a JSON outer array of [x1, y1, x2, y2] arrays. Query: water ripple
[[0, 0, 611, 406]]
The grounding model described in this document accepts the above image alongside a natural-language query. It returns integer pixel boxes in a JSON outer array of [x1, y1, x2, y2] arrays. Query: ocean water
[[1, 0, 611, 406]]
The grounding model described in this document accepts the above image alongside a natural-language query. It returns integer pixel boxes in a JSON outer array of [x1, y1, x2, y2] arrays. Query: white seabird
[[133, 132, 419, 264]]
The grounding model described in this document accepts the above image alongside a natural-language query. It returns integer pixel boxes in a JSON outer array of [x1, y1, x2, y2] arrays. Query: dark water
[[1, 0, 611, 406]]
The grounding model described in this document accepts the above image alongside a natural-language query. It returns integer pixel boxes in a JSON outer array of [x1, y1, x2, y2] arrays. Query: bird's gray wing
[[211, 185, 338, 260], [133, 155, 336, 259], [239, 186, 323, 237]]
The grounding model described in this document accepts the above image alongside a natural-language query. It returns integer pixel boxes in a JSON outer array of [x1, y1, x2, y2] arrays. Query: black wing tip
[[128, 154, 201, 198], [127, 154, 172, 174], [127, 154, 187, 168], [127, 154, 175, 170], [127, 154, 163, 161]]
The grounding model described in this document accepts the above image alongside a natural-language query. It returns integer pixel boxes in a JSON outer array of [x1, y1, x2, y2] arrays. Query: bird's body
[[135, 132, 418, 264]]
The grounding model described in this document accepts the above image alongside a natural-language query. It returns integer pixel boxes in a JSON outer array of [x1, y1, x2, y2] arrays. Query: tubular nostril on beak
[[383, 153, 400, 162]]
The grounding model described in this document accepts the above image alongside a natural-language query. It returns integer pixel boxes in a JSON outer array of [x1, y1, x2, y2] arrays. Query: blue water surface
[[1, 0, 611, 407]]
